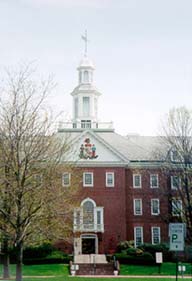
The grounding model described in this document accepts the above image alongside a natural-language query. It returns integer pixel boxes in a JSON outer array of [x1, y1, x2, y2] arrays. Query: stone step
[[74, 254, 107, 264]]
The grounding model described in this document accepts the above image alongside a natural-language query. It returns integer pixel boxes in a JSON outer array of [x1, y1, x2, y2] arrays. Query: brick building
[[57, 51, 180, 256]]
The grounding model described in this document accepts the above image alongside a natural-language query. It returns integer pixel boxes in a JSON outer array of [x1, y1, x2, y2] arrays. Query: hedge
[[138, 243, 173, 262], [9, 242, 72, 265], [23, 256, 72, 265], [114, 252, 155, 265]]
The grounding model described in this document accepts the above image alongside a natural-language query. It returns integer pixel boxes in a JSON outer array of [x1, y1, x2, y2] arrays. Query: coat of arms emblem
[[79, 138, 98, 159]]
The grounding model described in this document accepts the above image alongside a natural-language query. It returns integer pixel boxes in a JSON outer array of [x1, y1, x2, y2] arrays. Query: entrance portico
[[82, 234, 98, 254], [74, 234, 98, 256], [73, 198, 104, 256]]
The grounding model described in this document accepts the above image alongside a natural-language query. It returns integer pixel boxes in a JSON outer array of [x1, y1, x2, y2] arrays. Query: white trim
[[172, 199, 182, 216], [74, 198, 104, 233], [151, 227, 161, 244], [171, 175, 181, 190], [62, 172, 71, 187], [70, 129, 129, 163], [80, 234, 98, 254], [170, 149, 181, 162], [83, 172, 94, 187], [151, 199, 160, 215], [106, 172, 115, 187], [81, 197, 96, 207], [134, 199, 142, 215], [76, 162, 127, 167], [133, 174, 142, 188], [134, 226, 143, 248], [128, 162, 165, 169], [150, 174, 159, 188]]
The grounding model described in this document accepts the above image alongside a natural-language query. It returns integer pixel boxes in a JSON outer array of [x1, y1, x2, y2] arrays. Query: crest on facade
[[79, 138, 98, 159]]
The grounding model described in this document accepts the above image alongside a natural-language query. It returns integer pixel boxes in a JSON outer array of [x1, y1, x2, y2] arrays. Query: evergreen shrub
[[138, 243, 172, 262], [114, 252, 155, 265]]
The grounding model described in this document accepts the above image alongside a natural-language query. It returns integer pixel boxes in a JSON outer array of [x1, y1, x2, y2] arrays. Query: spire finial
[[81, 30, 89, 57]]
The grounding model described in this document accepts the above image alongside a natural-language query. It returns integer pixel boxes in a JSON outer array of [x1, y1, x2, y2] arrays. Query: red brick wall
[[79, 166, 127, 253], [126, 168, 169, 244], [59, 166, 171, 254]]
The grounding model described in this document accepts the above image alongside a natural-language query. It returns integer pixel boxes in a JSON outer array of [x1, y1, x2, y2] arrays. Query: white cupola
[[58, 32, 114, 133], [78, 56, 95, 84], [71, 56, 101, 129], [70, 31, 102, 129]]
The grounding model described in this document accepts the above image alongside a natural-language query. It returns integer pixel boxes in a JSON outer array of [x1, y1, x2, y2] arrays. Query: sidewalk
[[77, 275, 192, 279]]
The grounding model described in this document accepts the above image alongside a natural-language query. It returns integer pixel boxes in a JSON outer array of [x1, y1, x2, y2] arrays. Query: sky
[[0, 0, 192, 136]]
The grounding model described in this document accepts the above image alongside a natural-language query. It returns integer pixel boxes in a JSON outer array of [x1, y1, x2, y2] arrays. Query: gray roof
[[97, 132, 165, 161], [57, 129, 166, 162]]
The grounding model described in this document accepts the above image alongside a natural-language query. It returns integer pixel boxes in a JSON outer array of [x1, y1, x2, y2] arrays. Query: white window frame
[[151, 199, 160, 215], [171, 176, 181, 190], [83, 96, 90, 116], [83, 172, 94, 187], [151, 227, 161, 244], [106, 172, 115, 187], [150, 174, 159, 188], [81, 120, 91, 129], [170, 149, 182, 162], [134, 226, 143, 248], [133, 174, 142, 188], [172, 199, 182, 216], [62, 172, 71, 187], [73, 198, 104, 232], [134, 199, 142, 215]]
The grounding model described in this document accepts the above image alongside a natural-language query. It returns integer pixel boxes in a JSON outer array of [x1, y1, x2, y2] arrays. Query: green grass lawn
[[23, 277, 174, 281], [120, 262, 192, 275], [0, 263, 191, 281]]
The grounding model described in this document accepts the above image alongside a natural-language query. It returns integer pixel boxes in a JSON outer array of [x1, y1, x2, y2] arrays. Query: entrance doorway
[[81, 234, 98, 254]]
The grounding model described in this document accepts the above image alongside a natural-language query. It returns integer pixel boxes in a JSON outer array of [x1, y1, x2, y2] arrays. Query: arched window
[[74, 198, 104, 232], [83, 200, 94, 226], [84, 71, 89, 83]]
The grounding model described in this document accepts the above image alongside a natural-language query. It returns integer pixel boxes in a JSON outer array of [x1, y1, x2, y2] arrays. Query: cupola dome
[[78, 56, 95, 70]]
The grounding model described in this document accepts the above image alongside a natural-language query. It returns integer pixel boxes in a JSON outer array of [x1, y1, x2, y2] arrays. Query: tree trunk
[[16, 243, 23, 281], [1, 237, 10, 279]]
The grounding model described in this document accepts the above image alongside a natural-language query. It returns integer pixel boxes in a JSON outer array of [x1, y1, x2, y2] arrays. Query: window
[[133, 174, 141, 188], [97, 210, 101, 225], [151, 199, 160, 215], [84, 70, 89, 83], [74, 208, 81, 227], [170, 149, 181, 162], [83, 200, 94, 227], [83, 97, 90, 116], [150, 174, 159, 188], [172, 199, 182, 216], [106, 172, 115, 187], [134, 227, 143, 247], [83, 172, 94, 187], [134, 199, 142, 215], [151, 227, 161, 244], [73, 198, 104, 232], [81, 120, 91, 129], [62, 172, 71, 187], [171, 176, 181, 190]]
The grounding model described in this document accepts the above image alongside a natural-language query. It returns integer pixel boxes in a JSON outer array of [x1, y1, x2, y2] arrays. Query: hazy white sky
[[1, 0, 192, 135]]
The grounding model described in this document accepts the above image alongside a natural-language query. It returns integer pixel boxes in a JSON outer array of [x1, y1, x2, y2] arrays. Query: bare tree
[[160, 106, 192, 243], [0, 65, 80, 281]]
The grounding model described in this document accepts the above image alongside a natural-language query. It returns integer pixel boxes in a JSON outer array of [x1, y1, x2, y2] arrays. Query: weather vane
[[81, 30, 89, 57]]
